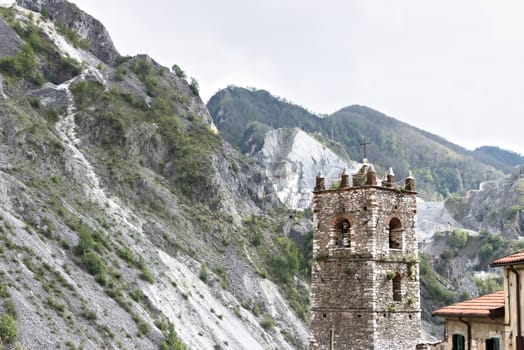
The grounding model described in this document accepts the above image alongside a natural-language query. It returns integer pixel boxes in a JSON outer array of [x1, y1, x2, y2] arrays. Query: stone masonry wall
[[310, 185, 421, 349]]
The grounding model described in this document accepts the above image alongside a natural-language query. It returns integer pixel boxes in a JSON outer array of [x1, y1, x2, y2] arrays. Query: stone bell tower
[[309, 161, 421, 350]]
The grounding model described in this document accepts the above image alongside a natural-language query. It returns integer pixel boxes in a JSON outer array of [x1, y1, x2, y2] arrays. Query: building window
[[335, 219, 351, 248], [452, 334, 465, 350], [486, 337, 500, 350], [388, 218, 402, 249], [392, 273, 402, 301]]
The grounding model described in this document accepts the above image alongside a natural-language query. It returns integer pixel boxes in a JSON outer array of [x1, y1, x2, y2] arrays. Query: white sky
[[71, 0, 524, 155]]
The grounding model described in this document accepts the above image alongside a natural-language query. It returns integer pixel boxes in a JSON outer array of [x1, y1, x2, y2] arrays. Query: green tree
[[171, 64, 186, 79], [473, 275, 503, 295], [477, 231, 507, 269], [449, 228, 468, 249], [189, 78, 199, 96]]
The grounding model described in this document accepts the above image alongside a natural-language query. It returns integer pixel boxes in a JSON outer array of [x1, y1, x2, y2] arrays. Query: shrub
[[252, 304, 260, 317], [114, 66, 126, 81], [267, 236, 307, 283], [144, 76, 161, 97], [0, 314, 17, 344], [129, 289, 143, 303], [3, 299, 17, 318], [314, 253, 329, 261], [260, 314, 274, 331], [473, 274, 504, 295], [45, 297, 65, 315], [131, 58, 151, 78], [199, 264, 208, 283], [419, 253, 455, 305], [28, 96, 41, 109], [441, 249, 456, 259], [45, 108, 60, 123], [160, 324, 187, 350], [213, 266, 228, 289], [138, 256, 154, 283], [477, 231, 507, 270], [0, 44, 44, 85], [118, 246, 135, 265], [449, 228, 468, 249], [171, 64, 186, 79], [458, 291, 470, 301], [69, 80, 104, 109], [138, 321, 150, 335], [0, 284, 10, 298], [505, 205, 521, 221], [40, 8, 49, 20], [81, 302, 97, 320], [54, 21, 89, 49], [58, 56, 82, 77], [80, 251, 105, 275], [73, 227, 95, 257], [189, 78, 199, 96]]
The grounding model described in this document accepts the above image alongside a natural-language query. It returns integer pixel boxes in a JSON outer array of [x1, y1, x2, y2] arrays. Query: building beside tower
[[433, 250, 524, 350], [309, 160, 421, 349]]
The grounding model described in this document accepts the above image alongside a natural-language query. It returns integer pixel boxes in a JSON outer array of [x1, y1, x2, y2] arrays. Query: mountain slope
[[257, 127, 358, 209], [472, 146, 524, 173], [445, 165, 524, 238], [207, 86, 503, 200], [0, 2, 309, 349]]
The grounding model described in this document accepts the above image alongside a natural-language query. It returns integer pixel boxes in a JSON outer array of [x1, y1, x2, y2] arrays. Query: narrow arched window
[[389, 218, 402, 249], [392, 273, 402, 301], [335, 219, 351, 248]]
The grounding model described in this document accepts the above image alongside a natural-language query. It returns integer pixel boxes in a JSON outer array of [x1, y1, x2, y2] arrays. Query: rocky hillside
[[1, 1, 522, 348], [0, 2, 310, 349], [255, 127, 358, 210], [207, 86, 505, 200], [445, 165, 524, 238], [415, 166, 524, 336]]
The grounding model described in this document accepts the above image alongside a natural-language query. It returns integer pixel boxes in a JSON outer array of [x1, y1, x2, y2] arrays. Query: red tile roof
[[432, 290, 505, 319], [491, 251, 524, 267]]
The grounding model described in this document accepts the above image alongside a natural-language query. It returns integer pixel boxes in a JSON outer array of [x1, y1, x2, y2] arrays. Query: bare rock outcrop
[[16, 0, 120, 65], [0, 16, 22, 58]]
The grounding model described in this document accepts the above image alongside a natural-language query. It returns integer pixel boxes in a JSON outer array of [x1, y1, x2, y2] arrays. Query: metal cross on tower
[[360, 137, 370, 160]]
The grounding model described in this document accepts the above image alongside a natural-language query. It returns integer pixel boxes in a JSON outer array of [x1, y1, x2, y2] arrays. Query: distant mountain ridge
[[473, 146, 524, 173], [207, 86, 506, 200]]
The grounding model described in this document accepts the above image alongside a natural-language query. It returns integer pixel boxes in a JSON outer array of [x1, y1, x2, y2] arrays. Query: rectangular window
[[486, 337, 500, 350], [452, 334, 465, 350]]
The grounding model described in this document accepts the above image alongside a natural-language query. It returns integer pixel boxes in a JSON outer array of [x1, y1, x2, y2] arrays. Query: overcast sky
[[71, 0, 524, 155]]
